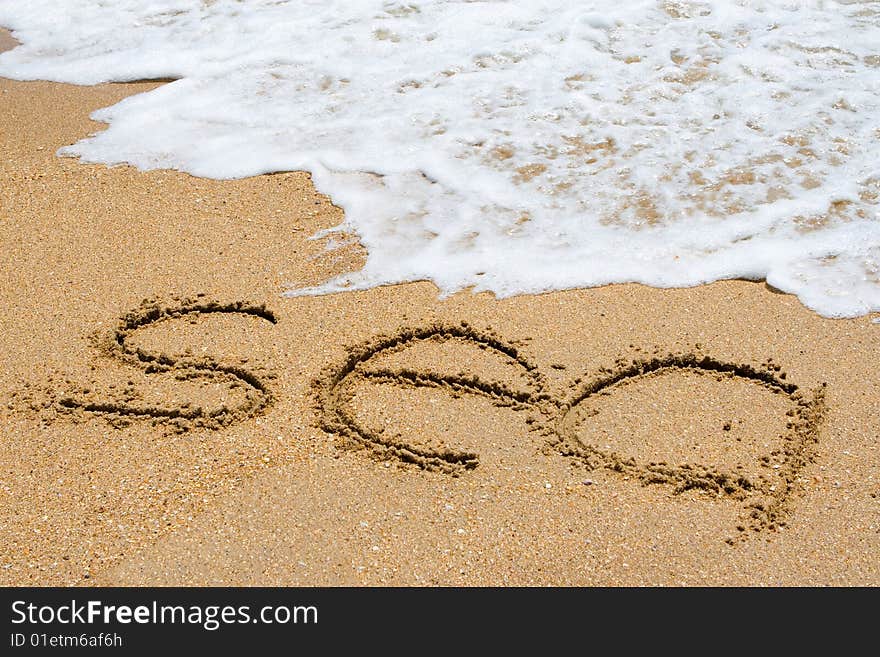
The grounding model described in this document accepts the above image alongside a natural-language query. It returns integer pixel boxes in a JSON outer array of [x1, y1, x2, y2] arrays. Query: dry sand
[[1, 30, 878, 586]]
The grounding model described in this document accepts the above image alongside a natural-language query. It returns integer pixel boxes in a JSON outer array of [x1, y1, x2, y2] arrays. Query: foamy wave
[[2, 0, 878, 316]]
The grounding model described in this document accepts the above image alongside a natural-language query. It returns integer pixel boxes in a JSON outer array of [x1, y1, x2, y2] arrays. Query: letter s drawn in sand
[[54, 295, 278, 432]]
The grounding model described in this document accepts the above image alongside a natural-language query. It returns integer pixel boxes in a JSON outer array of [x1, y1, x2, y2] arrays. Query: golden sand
[[1, 30, 878, 585]]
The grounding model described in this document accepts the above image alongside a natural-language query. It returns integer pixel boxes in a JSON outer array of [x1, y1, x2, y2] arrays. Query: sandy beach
[[1, 30, 878, 586]]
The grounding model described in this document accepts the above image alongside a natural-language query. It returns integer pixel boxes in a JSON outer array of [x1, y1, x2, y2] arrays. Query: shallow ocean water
[[1, 1, 878, 317]]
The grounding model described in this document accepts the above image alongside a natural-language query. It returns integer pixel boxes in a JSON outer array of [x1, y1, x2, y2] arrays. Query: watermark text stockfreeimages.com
[[11, 599, 317, 632]]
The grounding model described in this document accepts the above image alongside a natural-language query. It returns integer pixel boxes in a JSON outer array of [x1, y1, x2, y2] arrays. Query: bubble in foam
[[1, 0, 878, 317]]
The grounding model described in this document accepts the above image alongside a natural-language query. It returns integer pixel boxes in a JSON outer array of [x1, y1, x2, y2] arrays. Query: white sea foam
[[1, 1, 878, 317]]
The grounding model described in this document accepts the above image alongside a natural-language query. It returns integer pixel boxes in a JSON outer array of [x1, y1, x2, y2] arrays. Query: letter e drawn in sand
[[315, 323, 828, 541], [50, 296, 278, 432], [314, 322, 553, 474]]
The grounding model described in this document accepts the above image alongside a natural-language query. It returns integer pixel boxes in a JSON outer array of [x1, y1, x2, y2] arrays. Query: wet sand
[[1, 30, 878, 586]]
